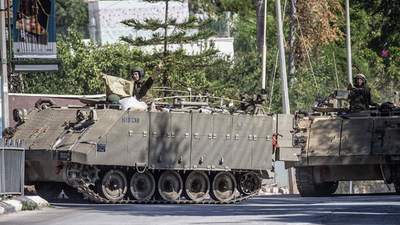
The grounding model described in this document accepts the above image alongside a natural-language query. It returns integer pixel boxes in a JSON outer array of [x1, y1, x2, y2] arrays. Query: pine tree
[[120, 0, 220, 90]]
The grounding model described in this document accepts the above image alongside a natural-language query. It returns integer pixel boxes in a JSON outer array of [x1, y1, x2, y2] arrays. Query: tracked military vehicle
[[5, 93, 294, 203], [291, 90, 400, 196]]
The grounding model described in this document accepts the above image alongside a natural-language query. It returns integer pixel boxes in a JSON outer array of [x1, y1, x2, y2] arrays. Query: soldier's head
[[131, 66, 145, 81], [353, 74, 366, 88]]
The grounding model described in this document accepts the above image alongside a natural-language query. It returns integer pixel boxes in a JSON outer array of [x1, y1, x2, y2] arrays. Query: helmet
[[353, 74, 367, 84], [107, 94, 120, 103], [131, 66, 145, 78]]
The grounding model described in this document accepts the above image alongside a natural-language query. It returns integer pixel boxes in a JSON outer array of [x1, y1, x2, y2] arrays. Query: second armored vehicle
[[291, 91, 400, 196]]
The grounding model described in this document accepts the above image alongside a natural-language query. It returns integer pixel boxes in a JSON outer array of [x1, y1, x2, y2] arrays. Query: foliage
[[21, 200, 39, 211], [23, 27, 148, 95], [207, 52, 261, 98], [294, 0, 345, 70], [119, 0, 223, 92], [337, 3, 391, 103], [230, 15, 257, 53], [18, 0, 400, 113], [352, 0, 400, 49], [189, 0, 267, 53], [55, 0, 89, 37], [285, 0, 400, 111], [189, 0, 255, 17]]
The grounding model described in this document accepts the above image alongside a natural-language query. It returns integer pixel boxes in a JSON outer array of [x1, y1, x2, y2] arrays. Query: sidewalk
[[0, 196, 49, 215]]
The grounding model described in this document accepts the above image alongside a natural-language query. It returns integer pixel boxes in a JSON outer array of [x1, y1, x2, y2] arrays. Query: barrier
[[0, 138, 25, 197]]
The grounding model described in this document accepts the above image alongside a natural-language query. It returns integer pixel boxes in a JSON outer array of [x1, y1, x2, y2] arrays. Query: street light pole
[[0, 0, 10, 131]]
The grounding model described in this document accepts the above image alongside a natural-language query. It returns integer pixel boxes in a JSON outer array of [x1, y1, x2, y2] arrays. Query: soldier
[[348, 74, 380, 112], [131, 61, 163, 104]]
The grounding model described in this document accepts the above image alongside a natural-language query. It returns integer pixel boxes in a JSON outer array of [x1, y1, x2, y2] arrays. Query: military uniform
[[349, 86, 372, 111], [133, 78, 154, 105], [131, 63, 162, 105], [348, 74, 376, 112]]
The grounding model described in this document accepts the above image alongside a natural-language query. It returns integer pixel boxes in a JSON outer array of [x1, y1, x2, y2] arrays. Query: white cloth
[[119, 96, 148, 111]]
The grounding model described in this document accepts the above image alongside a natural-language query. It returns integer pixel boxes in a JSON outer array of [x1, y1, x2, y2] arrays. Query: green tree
[[119, 0, 222, 94], [20, 0, 400, 112], [55, 0, 89, 37], [188, 0, 266, 54], [23, 27, 147, 94], [352, 0, 400, 48], [350, 0, 400, 97]]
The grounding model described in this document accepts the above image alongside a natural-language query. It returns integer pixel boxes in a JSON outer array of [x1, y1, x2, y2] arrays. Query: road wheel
[[99, 169, 127, 202], [237, 172, 261, 195], [296, 167, 338, 197], [157, 171, 183, 201], [183, 171, 210, 202], [129, 171, 155, 201], [210, 172, 236, 202]]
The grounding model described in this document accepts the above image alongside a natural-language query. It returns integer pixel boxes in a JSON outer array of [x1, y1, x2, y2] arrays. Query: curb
[[0, 196, 49, 215]]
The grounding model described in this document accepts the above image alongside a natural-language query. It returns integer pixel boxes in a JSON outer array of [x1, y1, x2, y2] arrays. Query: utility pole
[[345, 0, 352, 84], [261, 0, 267, 94], [275, 0, 290, 114], [275, 0, 298, 195], [1, 0, 10, 131]]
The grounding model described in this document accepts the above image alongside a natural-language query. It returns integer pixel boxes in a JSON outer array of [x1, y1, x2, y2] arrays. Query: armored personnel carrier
[[5, 93, 293, 203], [291, 90, 400, 196]]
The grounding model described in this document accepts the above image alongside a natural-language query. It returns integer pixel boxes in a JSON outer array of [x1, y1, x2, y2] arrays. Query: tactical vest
[[349, 87, 371, 111]]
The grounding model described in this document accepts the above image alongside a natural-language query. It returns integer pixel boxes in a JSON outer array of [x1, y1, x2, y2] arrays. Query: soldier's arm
[[367, 90, 380, 108], [151, 60, 163, 80]]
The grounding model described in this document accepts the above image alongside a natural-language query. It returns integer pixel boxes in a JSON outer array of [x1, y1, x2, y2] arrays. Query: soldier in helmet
[[348, 74, 380, 112], [131, 60, 163, 104]]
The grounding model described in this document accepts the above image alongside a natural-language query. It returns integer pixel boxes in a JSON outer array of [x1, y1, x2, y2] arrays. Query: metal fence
[[0, 138, 25, 197]]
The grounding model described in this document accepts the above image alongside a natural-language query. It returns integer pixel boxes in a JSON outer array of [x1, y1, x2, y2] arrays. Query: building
[[86, 0, 234, 58]]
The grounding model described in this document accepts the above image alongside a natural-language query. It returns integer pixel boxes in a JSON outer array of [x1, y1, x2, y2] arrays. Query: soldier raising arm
[[131, 61, 163, 105]]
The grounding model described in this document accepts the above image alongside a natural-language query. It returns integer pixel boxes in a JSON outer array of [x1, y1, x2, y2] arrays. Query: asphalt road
[[0, 194, 399, 225]]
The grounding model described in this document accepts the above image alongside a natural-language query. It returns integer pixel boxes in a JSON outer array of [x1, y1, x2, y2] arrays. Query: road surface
[[0, 194, 399, 225]]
